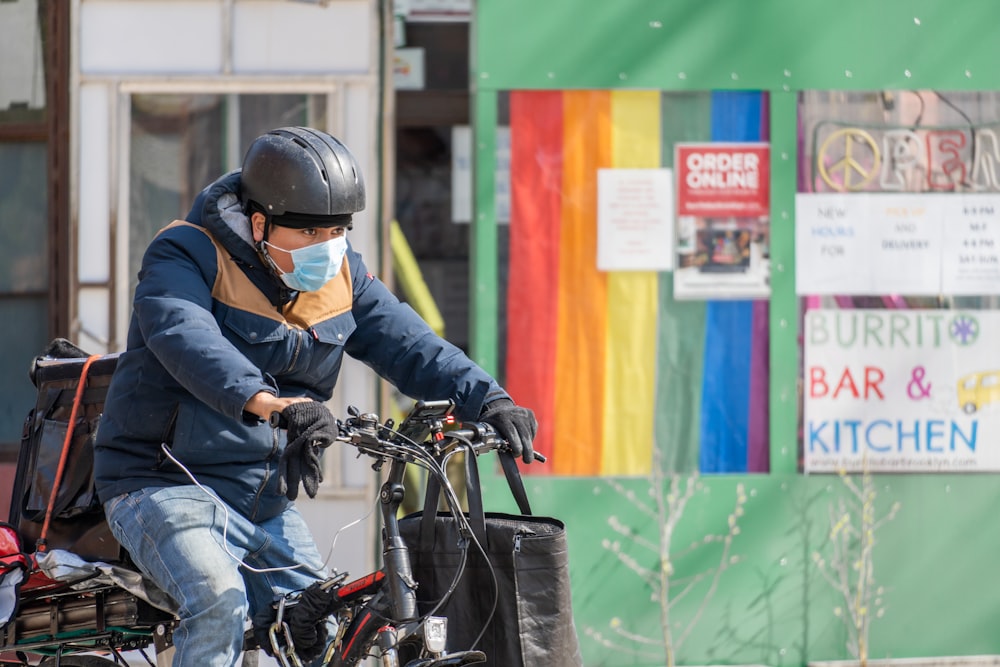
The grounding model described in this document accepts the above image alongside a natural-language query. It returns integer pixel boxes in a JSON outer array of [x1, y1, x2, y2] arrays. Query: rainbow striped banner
[[506, 90, 769, 476]]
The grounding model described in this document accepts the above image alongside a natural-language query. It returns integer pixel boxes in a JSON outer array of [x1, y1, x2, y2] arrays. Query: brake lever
[[473, 422, 548, 463]]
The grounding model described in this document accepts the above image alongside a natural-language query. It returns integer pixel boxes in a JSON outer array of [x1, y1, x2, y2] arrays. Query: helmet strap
[[257, 238, 285, 278], [246, 203, 282, 275]]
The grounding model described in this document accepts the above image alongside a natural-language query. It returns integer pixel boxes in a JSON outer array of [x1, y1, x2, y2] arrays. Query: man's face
[[251, 212, 347, 273]]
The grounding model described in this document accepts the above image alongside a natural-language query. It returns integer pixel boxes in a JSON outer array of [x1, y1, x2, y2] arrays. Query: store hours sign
[[803, 309, 1000, 473], [796, 193, 1000, 295]]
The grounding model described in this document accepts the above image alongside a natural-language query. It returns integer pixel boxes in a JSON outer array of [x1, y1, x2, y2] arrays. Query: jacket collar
[[191, 170, 292, 306]]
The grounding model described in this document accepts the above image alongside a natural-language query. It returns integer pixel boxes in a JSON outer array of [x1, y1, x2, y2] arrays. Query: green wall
[[472, 1, 1000, 665], [473, 0, 1000, 92], [480, 473, 1000, 666]]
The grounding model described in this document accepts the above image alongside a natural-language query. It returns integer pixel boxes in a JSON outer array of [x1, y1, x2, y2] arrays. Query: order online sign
[[803, 309, 1000, 473]]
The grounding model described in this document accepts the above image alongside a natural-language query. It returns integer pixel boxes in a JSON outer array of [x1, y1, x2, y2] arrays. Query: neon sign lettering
[[813, 122, 1000, 193]]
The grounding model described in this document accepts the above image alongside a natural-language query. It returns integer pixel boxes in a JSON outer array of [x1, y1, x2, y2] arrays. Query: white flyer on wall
[[867, 194, 944, 294], [940, 194, 1000, 294], [794, 194, 870, 294], [796, 193, 1000, 295], [596, 168, 674, 271]]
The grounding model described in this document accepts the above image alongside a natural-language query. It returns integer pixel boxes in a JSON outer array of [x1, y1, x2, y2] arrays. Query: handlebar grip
[[453, 424, 547, 463]]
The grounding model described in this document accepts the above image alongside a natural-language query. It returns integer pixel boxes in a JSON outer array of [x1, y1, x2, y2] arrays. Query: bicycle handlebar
[[338, 414, 547, 463], [268, 405, 546, 463]]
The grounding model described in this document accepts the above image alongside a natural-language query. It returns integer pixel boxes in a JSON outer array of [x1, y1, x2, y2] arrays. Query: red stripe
[[338, 570, 385, 599], [506, 91, 563, 474], [341, 610, 373, 656]]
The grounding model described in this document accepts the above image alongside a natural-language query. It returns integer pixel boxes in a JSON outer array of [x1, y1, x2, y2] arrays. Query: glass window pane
[[0, 143, 48, 444], [239, 94, 325, 148], [395, 125, 472, 351], [0, 142, 48, 446], [129, 94, 227, 297], [0, 143, 47, 292], [502, 89, 769, 477], [0, 0, 48, 450], [0, 299, 48, 447], [797, 90, 1000, 473], [0, 0, 46, 124]]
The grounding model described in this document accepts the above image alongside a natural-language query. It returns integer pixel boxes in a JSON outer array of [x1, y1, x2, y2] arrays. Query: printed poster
[[393, 48, 425, 90], [596, 168, 674, 271], [804, 309, 1000, 473], [674, 143, 771, 300], [796, 193, 1000, 295]]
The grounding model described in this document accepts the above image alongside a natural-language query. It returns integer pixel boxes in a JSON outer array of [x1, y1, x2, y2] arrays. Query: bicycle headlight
[[423, 616, 448, 654]]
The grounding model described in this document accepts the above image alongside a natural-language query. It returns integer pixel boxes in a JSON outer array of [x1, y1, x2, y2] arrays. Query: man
[[93, 126, 536, 666]]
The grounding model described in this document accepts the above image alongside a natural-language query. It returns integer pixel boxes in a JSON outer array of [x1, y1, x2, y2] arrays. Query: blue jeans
[[104, 486, 329, 667]]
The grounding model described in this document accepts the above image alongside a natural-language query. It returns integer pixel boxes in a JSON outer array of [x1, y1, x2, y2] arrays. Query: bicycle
[[1, 382, 538, 666], [258, 398, 546, 667]]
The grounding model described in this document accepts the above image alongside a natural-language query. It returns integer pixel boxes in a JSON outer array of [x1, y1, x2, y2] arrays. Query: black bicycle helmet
[[240, 127, 365, 228]]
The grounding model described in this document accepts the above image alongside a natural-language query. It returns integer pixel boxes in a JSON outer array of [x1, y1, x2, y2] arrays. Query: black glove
[[278, 402, 338, 501], [479, 398, 538, 463], [285, 582, 336, 662], [251, 606, 278, 657]]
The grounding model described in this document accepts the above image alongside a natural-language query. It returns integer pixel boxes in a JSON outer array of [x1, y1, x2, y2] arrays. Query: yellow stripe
[[602, 91, 660, 475]]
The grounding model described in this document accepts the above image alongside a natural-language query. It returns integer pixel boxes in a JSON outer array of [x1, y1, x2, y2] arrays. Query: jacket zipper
[[153, 407, 180, 469], [286, 328, 304, 373], [249, 424, 280, 520]]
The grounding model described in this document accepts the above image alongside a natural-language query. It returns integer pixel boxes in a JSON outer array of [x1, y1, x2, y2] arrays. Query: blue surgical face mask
[[264, 236, 348, 292]]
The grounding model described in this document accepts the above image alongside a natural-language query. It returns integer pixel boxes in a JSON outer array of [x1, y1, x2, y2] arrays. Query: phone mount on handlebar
[[394, 399, 456, 443]]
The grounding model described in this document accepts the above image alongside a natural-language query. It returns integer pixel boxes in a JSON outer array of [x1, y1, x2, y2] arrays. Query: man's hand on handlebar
[[273, 401, 339, 501], [478, 398, 539, 464], [285, 581, 336, 661]]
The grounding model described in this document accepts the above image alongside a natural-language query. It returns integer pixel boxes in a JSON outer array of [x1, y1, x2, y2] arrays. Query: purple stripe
[[747, 301, 770, 472], [746, 95, 771, 473]]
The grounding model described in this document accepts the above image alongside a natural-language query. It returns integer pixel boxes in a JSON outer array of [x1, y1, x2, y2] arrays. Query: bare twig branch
[[590, 457, 745, 667], [812, 462, 901, 667]]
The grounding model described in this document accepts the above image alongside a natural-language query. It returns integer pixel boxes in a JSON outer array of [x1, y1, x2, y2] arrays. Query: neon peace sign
[[818, 128, 881, 191]]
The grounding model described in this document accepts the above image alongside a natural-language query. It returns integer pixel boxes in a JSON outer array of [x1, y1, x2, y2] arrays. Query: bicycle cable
[[153, 420, 483, 583], [159, 443, 345, 575], [320, 494, 379, 571], [374, 431, 501, 649], [363, 430, 482, 633], [404, 469, 473, 638], [438, 434, 501, 651]]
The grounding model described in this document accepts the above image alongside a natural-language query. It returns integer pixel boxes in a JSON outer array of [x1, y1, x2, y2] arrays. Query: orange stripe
[[553, 91, 611, 475]]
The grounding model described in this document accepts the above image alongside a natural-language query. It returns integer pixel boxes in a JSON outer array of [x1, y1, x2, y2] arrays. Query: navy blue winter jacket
[[94, 171, 505, 522]]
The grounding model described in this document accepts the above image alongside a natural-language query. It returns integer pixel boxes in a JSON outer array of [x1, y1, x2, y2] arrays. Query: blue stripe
[[698, 91, 761, 473]]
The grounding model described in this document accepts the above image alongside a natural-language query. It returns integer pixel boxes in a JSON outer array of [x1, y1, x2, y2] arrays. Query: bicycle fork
[[377, 624, 401, 667]]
